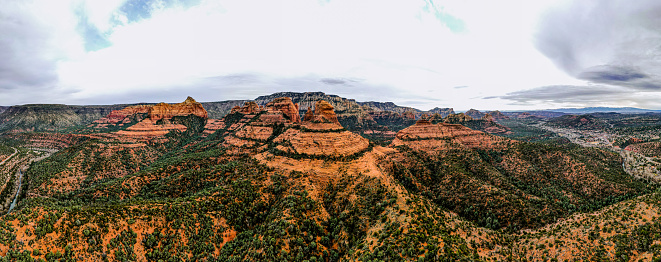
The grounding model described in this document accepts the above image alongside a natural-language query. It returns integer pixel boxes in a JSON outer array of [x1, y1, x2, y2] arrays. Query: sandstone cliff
[[391, 121, 510, 151], [101, 97, 209, 138], [149, 96, 208, 121], [265, 97, 300, 123]]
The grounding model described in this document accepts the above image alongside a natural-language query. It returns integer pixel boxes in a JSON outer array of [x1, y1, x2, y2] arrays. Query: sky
[[2, 0, 661, 111]]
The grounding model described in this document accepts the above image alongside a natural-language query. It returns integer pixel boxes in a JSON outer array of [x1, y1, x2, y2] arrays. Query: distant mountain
[[0, 104, 129, 132], [358, 101, 454, 117], [0, 92, 455, 136], [201, 100, 249, 119], [547, 114, 610, 130], [464, 109, 485, 119], [549, 107, 661, 114]]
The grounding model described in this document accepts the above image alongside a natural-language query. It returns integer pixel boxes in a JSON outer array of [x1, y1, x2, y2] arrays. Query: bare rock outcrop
[[391, 121, 510, 151], [265, 97, 300, 123], [149, 96, 208, 121], [444, 113, 474, 124], [230, 102, 260, 114], [107, 97, 208, 138], [92, 105, 151, 126]]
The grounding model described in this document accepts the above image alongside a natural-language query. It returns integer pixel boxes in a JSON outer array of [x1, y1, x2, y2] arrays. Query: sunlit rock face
[[149, 96, 208, 121], [391, 121, 510, 151]]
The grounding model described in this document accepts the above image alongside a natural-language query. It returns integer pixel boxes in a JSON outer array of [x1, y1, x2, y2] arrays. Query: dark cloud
[[320, 78, 347, 85], [578, 65, 661, 90], [492, 85, 631, 105], [319, 78, 361, 86], [535, 1, 661, 90]]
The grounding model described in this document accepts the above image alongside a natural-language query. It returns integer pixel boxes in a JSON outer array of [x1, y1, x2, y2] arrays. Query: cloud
[[0, 0, 84, 105], [535, 1, 661, 90], [577, 65, 661, 90], [64, 73, 443, 110], [493, 85, 661, 108]]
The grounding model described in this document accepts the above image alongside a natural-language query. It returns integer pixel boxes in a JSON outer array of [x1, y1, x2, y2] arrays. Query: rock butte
[[91, 105, 151, 127], [444, 113, 474, 123], [391, 120, 510, 151], [208, 98, 370, 158], [272, 100, 368, 157], [90, 97, 209, 138], [265, 97, 301, 123], [149, 96, 208, 121]]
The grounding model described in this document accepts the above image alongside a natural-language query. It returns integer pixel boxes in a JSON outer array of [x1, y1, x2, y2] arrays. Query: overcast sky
[[2, 0, 661, 110]]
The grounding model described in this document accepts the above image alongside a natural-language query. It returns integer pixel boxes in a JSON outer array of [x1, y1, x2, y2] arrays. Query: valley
[[0, 92, 660, 261]]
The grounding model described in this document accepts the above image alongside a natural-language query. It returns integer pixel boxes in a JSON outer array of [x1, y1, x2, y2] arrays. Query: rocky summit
[[148, 96, 208, 121], [391, 119, 509, 151]]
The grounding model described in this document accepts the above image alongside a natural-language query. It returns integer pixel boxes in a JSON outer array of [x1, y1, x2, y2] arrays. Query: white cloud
[[6, 0, 653, 111]]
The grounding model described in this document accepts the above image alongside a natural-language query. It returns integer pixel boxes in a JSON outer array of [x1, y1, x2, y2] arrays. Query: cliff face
[[88, 97, 210, 138], [0, 104, 126, 133], [391, 121, 510, 151], [90, 105, 151, 129], [205, 98, 370, 159], [149, 96, 208, 121], [202, 100, 249, 119], [309, 100, 339, 125], [265, 97, 300, 123]]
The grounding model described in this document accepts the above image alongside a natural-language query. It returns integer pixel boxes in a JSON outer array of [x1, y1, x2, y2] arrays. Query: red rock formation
[[481, 113, 494, 122], [102, 97, 208, 138], [401, 111, 415, 120], [265, 97, 300, 123], [93, 105, 151, 125], [391, 121, 510, 151], [306, 100, 339, 124], [202, 119, 226, 136], [231, 102, 261, 114], [303, 107, 314, 122], [115, 119, 187, 137], [149, 96, 208, 121], [230, 106, 241, 114], [273, 129, 369, 157]]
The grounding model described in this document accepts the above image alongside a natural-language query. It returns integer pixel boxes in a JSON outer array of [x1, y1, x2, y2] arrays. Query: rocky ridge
[[391, 119, 510, 151], [465, 109, 485, 119], [89, 97, 209, 138]]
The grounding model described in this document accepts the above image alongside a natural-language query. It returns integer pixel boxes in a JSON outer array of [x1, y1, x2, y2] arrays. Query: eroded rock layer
[[274, 128, 369, 157], [391, 121, 509, 151], [265, 97, 300, 123], [115, 119, 188, 137], [149, 96, 208, 121]]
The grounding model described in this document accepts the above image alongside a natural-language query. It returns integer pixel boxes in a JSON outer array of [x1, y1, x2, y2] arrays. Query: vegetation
[[2, 102, 661, 260]]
